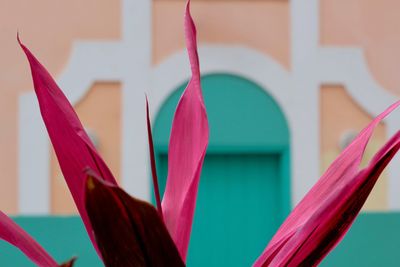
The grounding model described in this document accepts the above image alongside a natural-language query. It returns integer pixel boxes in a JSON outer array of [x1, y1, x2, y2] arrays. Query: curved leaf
[[254, 101, 400, 266], [271, 131, 400, 266], [18, 36, 117, 257], [161, 0, 209, 261], [0, 211, 58, 267], [146, 97, 163, 218]]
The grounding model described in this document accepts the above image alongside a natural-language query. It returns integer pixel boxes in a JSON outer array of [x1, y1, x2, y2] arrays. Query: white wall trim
[[18, 0, 400, 214], [150, 45, 292, 119], [290, 0, 321, 205], [149, 45, 300, 206], [317, 47, 400, 209], [18, 94, 50, 214], [18, 0, 152, 213]]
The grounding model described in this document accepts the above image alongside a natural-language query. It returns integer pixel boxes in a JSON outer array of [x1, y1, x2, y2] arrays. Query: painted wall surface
[[0, 0, 399, 214], [153, 1, 290, 68], [322, 212, 400, 266], [0, 0, 396, 213], [1, 0, 400, 265], [321, 0, 400, 95], [50, 82, 122, 214], [0, 0, 121, 213], [0, 217, 102, 266], [0, 214, 399, 266], [320, 85, 388, 210]]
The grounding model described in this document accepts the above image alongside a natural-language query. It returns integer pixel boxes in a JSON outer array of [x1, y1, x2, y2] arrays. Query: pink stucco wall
[[1, 0, 399, 213]]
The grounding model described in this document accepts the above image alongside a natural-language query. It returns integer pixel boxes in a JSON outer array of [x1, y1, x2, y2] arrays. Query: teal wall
[[0, 213, 399, 266], [0, 217, 102, 266], [154, 74, 290, 151], [322, 212, 400, 266]]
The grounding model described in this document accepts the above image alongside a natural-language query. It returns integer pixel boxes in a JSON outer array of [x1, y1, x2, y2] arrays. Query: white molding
[[18, 94, 50, 214], [149, 45, 299, 206], [150, 45, 292, 118], [18, 0, 400, 214], [316, 47, 400, 209], [290, 0, 321, 205], [18, 41, 126, 214], [18, 0, 152, 213], [291, 0, 400, 209], [119, 0, 152, 202]]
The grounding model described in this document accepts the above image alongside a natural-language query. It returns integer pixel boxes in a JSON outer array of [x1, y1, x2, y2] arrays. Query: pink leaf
[[18, 35, 118, 257], [254, 101, 400, 267], [161, 0, 209, 261], [0, 211, 58, 267]]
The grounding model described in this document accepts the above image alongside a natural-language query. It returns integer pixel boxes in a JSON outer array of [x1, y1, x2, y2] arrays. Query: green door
[[153, 74, 290, 266]]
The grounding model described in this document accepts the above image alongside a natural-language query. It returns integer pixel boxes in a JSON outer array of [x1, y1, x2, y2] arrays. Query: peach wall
[[0, 0, 121, 214], [1, 0, 399, 214], [321, 0, 400, 95], [153, 0, 290, 68], [320, 85, 387, 211], [319, 0, 400, 210], [154, 0, 394, 210], [50, 83, 121, 214]]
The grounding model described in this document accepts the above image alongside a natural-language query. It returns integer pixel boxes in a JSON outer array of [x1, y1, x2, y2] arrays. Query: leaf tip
[[59, 257, 77, 267], [16, 31, 26, 51]]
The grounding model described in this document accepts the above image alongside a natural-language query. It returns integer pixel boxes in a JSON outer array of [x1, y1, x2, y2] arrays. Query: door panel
[[158, 153, 283, 267]]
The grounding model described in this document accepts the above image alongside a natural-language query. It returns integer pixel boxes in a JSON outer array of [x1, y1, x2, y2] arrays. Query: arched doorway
[[153, 74, 290, 266]]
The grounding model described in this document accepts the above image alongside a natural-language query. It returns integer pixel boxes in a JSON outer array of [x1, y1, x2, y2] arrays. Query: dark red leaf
[[145, 96, 163, 218], [84, 170, 185, 267], [59, 257, 77, 267]]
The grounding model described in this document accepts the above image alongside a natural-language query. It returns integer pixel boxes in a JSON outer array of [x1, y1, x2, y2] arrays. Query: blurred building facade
[[1, 0, 400, 266]]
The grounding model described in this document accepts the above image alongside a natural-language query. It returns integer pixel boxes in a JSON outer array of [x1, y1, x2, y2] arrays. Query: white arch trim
[[317, 47, 400, 209], [150, 45, 292, 120], [150, 45, 309, 208], [292, 0, 400, 210], [18, 0, 400, 214]]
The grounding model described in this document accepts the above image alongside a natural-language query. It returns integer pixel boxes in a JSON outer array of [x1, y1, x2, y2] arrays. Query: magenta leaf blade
[[161, 0, 209, 261], [18, 36, 118, 257], [146, 97, 163, 218], [0, 211, 58, 267], [254, 101, 400, 267]]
